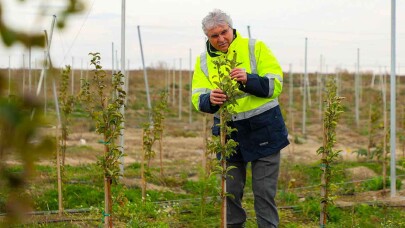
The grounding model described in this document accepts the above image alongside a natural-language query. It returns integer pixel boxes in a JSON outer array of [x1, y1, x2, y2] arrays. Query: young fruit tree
[[207, 51, 242, 227], [152, 91, 168, 177], [317, 79, 344, 227], [140, 91, 168, 202], [58, 66, 75, 167], [53, 65, 75, 215], [367, 89, 383, 161], [78, 53, 126, 228], [141, 123, 153, 202]]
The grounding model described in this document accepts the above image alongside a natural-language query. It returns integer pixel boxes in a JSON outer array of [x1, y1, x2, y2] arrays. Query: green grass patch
[[33, 184, 104, 210], [361, 176, 403, 191]]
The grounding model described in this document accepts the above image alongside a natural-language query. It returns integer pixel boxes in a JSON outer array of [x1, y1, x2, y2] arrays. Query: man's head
[[202, 9, 234, 52]]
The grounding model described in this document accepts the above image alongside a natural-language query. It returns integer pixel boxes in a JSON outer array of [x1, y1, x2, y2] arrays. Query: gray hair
[[202, 9, 233, 35]]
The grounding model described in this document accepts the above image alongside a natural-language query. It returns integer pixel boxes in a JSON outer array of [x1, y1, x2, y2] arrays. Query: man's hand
[[230, 68, 247, 84], [210, 89, 227, 106]]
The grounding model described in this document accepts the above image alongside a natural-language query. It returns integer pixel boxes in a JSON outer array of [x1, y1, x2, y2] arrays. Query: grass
[[2, 157, 404, 227], [2, 158, 405, 227]]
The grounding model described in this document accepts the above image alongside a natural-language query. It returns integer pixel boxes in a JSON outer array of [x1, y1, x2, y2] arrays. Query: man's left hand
[[230, 68, 247, 84]]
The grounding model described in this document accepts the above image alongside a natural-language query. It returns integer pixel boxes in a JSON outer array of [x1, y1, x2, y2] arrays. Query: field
[[1, 66, 405, 227]]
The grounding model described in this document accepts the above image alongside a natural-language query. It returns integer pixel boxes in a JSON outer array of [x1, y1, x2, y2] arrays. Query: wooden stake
[[220, 111, 227, 228], [202, 114, 207, 174], [56, 124, 63, 216], [104, 138, 113, 227], [159, 132, 163, 177], [141, 129, 146, 202]]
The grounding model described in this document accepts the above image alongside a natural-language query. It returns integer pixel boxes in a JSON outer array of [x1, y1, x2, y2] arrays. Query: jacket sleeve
[[239, 40, 283, 99], [199, 93, 220, 113], [191, 55, 220, 114]]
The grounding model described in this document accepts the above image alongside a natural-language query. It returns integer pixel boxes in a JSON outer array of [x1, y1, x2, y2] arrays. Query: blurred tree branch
[[0, 0, 85, 225], [0, 0, 84, 48]]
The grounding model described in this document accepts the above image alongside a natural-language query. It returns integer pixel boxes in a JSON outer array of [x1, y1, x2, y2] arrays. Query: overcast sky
[[0, 0, 404, 74]]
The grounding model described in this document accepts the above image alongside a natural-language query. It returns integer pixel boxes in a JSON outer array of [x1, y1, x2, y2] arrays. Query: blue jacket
[[199, 73, 289, 162], [195, 30, 290, 162], [202, 100, 289, 162]]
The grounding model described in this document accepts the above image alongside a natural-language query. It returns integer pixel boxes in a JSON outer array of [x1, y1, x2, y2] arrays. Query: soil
[[43, 113, 405, 207]]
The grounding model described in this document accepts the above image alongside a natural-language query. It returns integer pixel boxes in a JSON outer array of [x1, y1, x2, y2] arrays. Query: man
[[191, 9, 290, 227]]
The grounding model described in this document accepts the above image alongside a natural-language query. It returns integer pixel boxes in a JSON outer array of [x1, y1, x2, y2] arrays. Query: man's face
[[207, 24, 233, 52]]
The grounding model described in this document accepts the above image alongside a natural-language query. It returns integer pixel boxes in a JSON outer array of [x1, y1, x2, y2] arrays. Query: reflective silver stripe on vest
[[192, 88, 211, 95], [249, 39, 257, 74], [268, 78, 275, 98], [214, 98, 279, 121], [267, 73, 283, 83], [200, 52, 209, 77], [265, 73, 283, 98]]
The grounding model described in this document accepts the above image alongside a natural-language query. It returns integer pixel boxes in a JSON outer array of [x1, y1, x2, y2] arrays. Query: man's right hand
[[210, 89, 227, 106]]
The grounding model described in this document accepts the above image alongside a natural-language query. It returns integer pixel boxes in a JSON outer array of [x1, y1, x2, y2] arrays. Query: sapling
[[207, 51, 242, 227], [382, 122, 390, 191], [367, 90, 383, 160], [78, 53, 126, 228], [198, 113, 213, 223], [140, 91, 168, 201], [200, 134, 217, 223], [401, 106, 405, 158], [58, 65, 75, 167], [379, 73, 389, 191], [317, 79, 344, 227], [141, 122, 154, 202], [202, 113, 210, 173], [152, 91, 168, 177], [54, 65, 75, 215]]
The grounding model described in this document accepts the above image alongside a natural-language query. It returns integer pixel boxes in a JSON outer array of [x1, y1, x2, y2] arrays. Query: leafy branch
[[207, 50, 243, 227], [78, 52, 126, 227], [317, 79, 344, 227], [0, 0, 85, 48]]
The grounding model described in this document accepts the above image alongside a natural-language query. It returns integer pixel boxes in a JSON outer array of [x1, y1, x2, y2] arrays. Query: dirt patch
[[121, 177, 186, 194], [336, 189, 405, 207], [346, 166, 377, 182]]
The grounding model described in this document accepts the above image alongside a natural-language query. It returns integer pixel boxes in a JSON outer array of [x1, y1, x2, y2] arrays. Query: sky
[[0, 0, 404, 74]]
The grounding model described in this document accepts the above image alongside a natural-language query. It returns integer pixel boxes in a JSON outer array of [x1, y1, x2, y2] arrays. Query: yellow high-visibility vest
[[192, 31, 283, 121]]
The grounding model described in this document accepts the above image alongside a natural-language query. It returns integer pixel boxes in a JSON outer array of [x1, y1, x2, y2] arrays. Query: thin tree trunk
[[56, 124, 63, 216], [202, 114, 208, 173], [108, 179, 112, 228], [200, 114, 210, 223], [380, 72, 387, 191], [367, 105, 372, 159], [382, 110, 387, 190], [104, 176, 112, 227], [62, 130, 66, 167], [159, 132, 163, 177], [104, 141, 113, 227], [291, 112, 295, 154], [402, 105, 405, 158], [220, 111, 227, 228], [141, 129, 146, 202], [320, 125, 328, 226]]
